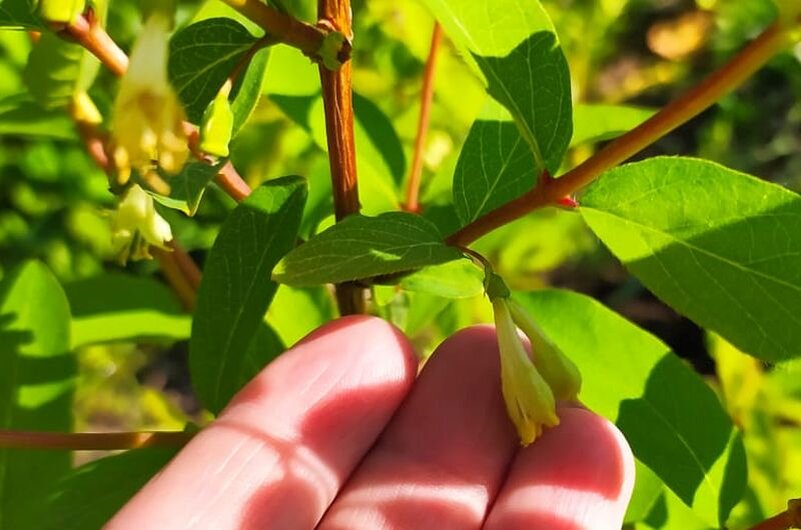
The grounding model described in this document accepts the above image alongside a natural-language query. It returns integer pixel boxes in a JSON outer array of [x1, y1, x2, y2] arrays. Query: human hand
[[107, 316, 634, 529]]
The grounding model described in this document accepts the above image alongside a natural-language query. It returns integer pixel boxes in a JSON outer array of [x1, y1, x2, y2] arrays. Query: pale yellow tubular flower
[[493, 297, 559, 446], [112, 11, 188, 184], [509, 300, 582, 402], [111, 184, 173, 264]]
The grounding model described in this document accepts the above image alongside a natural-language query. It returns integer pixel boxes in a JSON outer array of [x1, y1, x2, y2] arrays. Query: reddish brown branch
[[404, 23, 443, 214], [0, 430, 193, 451], [318, 0, 366, 315], [220, 0, 332, 61], [58, 10, 128, 76], [746, 499, 801, 530], [446, 22, 791, 246]]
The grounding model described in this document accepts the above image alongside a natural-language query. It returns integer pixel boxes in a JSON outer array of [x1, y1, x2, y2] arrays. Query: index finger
[[106, 315, 417, 530]]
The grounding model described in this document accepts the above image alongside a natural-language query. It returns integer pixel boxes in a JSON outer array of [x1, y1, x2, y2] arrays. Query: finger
[[483, 407, 635, 530], [319, 325, 519, 530], [106, 315, 417, 530]]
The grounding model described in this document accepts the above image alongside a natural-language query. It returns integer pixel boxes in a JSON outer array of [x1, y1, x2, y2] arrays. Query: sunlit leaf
[[274, 212, 463, 286], [582, 157, 801, 362], [518, 289, 746, 525], [0, 261, 75, 529], [64, 273, 190, 348], [423, 0, 572, 173]]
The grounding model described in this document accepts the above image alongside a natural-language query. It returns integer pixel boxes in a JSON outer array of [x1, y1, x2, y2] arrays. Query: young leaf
[[453, 104, 537, 225], [517, 289, 746, 526], [0, 261, 75, 529], [0, 0, 41, 29], [190, 177, 307, 414], [64, 273, 190, 349], [423, 0, 572, 173], [230, 46, 269, 134], [274, 212, 463, 286], [581, 157, 801, 362], [40, 447, 178, 530], [571, 103, 655, 147], [169, 17, 267, 133]]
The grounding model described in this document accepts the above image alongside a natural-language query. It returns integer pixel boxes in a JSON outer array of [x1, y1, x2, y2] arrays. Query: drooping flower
[[509, 300, 582, 402], [110, 184, 172, 263], [111, 11, 188, 184], [493, 296, 560, 445]]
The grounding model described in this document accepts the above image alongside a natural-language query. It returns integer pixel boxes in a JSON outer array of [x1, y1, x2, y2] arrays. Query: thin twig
[[318, 0, 366, 315], [219, 0, 334, 62], [446, 22, 791, 246], [0, 430, 193, 451], [404, 23, 443, 213]]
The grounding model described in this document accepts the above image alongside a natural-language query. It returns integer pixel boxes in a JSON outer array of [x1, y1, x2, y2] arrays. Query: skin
[[107, 316, 635, 530]]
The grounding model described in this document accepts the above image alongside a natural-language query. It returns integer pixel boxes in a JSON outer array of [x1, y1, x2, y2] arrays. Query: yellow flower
[[110, 184, 172, 264], [509, 300, 582, 401], [111, 11, 188, 184], [493, 297, 559, 446]]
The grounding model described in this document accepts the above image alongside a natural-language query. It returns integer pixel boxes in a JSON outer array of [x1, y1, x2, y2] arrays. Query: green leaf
[[274, 212, 463, 286], [0, 0, 41, 28], [423, 0, 572, 173], [40, 447, 178, 530], [230, 46, 269, 134], [625, 460, 665, 524], [571, 103, 654, 147], [352, 92, 406, 186], [517, 289, 746, 526], [22, 31, 99, 109], [169, 17, 268, 132], [64, 273, 190, 349], [263, 43, 319, 96], [270, 92, 402, 212], [267, 285, 335, 347], [453, 104, 536, 225], [161, 161, 223, 216], [396, 259, 484, 298], [0, 261, 75, 529], [581, 157, 801, 362], [190, 177, 307, 413], [0, 95, 77, 139]]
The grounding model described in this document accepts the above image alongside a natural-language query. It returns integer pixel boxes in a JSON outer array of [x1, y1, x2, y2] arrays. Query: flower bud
[[110, 184, 172, 264], [493, 297, 559, 445], [111, 11, 188, 184], [199, 81, 234, 158], [509, 300, 582, 402]]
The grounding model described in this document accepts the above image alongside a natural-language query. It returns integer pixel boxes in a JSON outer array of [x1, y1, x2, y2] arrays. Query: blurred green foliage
[[1, 0, 801, 528]]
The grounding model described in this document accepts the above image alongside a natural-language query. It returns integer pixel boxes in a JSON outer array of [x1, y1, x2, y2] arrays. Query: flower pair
[[109, 10, 186, 263], [489, 278, 582, 445]]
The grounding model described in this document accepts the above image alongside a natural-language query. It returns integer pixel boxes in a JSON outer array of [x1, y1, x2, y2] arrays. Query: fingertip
[[484, 407, 635, 530], [107, 315, 418, 530]]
